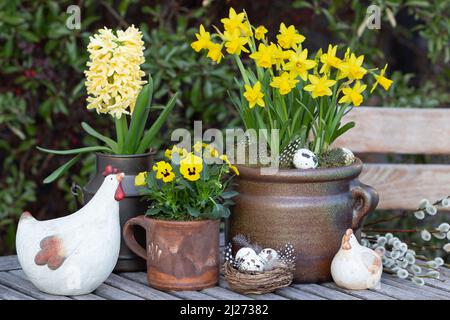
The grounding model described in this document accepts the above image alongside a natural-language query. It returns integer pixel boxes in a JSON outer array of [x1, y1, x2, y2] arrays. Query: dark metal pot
[[123, 217, 220, 291], [83, 152, 155, 272], [229, 158, 378, 283]]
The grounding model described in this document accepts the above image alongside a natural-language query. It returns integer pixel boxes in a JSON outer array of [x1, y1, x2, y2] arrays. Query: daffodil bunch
[[38, 26, 179, 183], [192, 8, 393, 157], [135, 143, 239, 221]]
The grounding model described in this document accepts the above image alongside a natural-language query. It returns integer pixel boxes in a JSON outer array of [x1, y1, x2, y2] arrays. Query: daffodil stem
[[234, 55, 250, 85]]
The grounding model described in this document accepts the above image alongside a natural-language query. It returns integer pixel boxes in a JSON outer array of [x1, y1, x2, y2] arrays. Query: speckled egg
[[293, 148, 318, 169], [238, 254, 265, 272], [258, 248, 279, 264], [340, 147, 355, 166]]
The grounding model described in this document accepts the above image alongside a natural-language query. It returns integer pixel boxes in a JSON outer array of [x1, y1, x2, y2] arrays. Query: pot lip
[[236, 158, 363, 182], [142, 217, 220, 226], [95, 149, 156, 158]]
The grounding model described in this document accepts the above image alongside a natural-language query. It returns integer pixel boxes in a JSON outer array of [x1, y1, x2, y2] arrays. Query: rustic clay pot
[[229, 158, 378, 283], [83, 152, 155, 272], [123, 216, 220, 291]]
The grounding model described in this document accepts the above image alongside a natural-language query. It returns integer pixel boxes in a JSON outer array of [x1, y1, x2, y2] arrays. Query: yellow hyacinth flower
[[338, 53, 367, 80], [304, 74, 336, 98], [284, 49, 316, 81], [180, 153, 203, 182], [191, 24, 212, 52], [224, 29, 249, 55], [134, 171, 147, 186], [152, 161, 175, 183], [85, 25, 146, 119], [371, 64, 393, 92], [276, 23, 305, 50], [244, 81, 265, 108], [254, 25, 268, 40], [339, 81, 367, 106], [207, 43, 224, 63], [320, 44, 342, 74], [270, 72, 299, 95], [249, 43, 275, 68]]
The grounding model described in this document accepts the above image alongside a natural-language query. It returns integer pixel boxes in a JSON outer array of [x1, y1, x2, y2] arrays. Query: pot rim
[[142, 216, 220, 226], [95, 149, 156, 158], [236, 158, 363, 183]]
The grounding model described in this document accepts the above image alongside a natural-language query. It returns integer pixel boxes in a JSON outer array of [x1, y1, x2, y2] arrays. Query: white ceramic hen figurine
[[331, 229, 383, 290], [16, 165, 125, 296]]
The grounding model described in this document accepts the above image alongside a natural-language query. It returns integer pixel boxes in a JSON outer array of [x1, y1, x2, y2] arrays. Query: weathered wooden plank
[[0, 282, 35, 300], [94, 283, 144, 300], [218, 277, 287, 300], [0, 271, 71, 300], [421, 278, 450, 293], [381, 275, 450, 300], [359, 164, 450, 210], [370, 280, 434, 300], [107, 273, 180, 300], [71, 294, 105, 300], [335, 107, 450, 155], [292, 283, 361, 300], [202, 286, 254, 300], [275, 287, 326, 300], [321, 282, 395, 300], [0, 256, 20, 272]]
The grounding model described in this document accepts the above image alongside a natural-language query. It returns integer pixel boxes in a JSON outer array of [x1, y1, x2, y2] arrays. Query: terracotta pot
[[123, 216, 220, 291], [83, 152, 155, 272], [229, 158, 378, 283]]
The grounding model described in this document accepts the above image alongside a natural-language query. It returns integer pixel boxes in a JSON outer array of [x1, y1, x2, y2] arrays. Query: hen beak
[[116, 172, 125, 182]]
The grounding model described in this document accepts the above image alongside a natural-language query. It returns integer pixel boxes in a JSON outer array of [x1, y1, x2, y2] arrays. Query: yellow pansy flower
[[207, 43, 223, 63], [249, 43, 275, 68], [304, 74, 336, 98], [165, 146, 188, 160], [219, 154, 240, 175], [276, 23, 305, 50], [283, 49, 316, 81], [371, 64, 393, 92], [320, 44, 342, 74], [180, 153, 203, 182], [221, 8, 246, 34], [134, 171, 147, 186], [338, 53, 367, 80], [244, 81, 265, 108], [254, 25, 268, 40], [224, 29, 249, 55], [207, 146, 220, 158], [152, 161, 175, 183], [270, 72, 299, 95], [339, 81, 367, 106], [191, 24, 212, 52]]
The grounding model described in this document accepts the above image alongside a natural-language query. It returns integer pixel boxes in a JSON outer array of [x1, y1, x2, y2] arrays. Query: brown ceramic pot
[[229, 158, 378, 283], [123, 216, 220, 291]]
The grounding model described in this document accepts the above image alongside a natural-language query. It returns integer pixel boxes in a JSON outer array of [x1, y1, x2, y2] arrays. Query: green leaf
[[37, 145, 111, 155], [221, 190, 239, 199], [146, 207, 161, 216], [187, 206, 201, 218], [43, 155, 81, 184], [332, 121, 355, 143], [81, 122, 118, 153]]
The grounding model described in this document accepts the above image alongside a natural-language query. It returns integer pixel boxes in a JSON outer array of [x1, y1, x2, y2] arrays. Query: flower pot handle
[[351, 180, 379, 230], [123, 215, 148, 260]]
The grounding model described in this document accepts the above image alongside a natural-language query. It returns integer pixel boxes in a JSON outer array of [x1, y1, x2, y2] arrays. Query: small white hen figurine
[[331, 229, 383, 290], [16, 165, 125, 296]]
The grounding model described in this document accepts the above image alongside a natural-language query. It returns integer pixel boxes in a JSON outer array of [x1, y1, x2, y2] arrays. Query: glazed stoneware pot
[[229, 158, 378, 283], [83, 152, 155, 272], [123, 217, 220, 291]]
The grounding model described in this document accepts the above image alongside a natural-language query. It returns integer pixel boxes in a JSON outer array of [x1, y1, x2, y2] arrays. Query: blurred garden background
[[0, 0, 449, 256]]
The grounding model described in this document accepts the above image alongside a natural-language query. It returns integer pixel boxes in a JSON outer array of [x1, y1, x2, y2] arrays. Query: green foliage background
[[0, 0, 448, 254]]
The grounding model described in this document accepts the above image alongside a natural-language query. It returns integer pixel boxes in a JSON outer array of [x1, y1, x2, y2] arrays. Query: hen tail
[[19, 211, 37, 225]]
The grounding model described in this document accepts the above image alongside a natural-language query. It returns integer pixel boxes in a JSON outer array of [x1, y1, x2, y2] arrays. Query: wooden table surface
[[0, 255, 449, 300]]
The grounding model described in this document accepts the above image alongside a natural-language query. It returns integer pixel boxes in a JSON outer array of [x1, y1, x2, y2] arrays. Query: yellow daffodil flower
[[191, 24, 212, 52], [283, 49, 316, 81], [319, 44, 342, 74], [304, 74, 336, 98], [339, 81, 367, 106], [338, 53, 367, 80], [249, 43, 275, 68], [254, 25, 268, 40], [224, 29, 249, 55], [271, 44, 293, 70], [270, 72, 299, 95], [134, 171, 147, 186], [276, 23, 305, 50], [152, 161, 175, 183], [207, 43, 223, 63], [221, 8, 246, 34], [180, 153, 203, 182], [244, 81, 265, 108], [371, 64, 393, 92]]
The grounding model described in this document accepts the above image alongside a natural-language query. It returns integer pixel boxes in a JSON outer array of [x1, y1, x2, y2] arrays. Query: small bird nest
[[223, 262, 295, 295]]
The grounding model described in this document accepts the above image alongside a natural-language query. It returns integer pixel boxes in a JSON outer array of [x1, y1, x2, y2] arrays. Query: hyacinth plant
[[38, 26, 179, 183], [362, 196, 450, 285], [192, 8, 393, 158], [134, 143, 239, 221]]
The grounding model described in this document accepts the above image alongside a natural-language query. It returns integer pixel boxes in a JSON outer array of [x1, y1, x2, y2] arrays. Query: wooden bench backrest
[[334, 107, 450, 210]]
